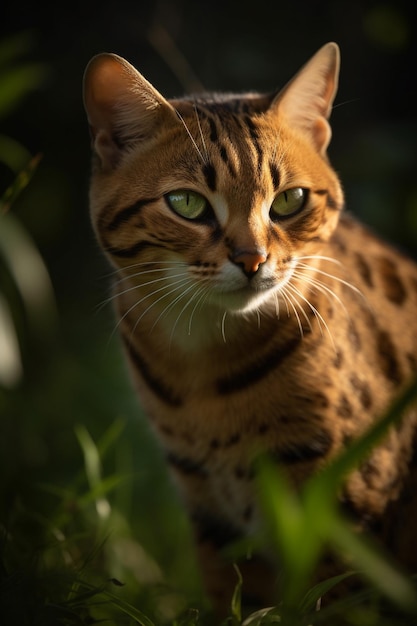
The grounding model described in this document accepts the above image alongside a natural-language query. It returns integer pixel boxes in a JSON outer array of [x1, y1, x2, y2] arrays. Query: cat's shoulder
[[335, 212, 415, 266]]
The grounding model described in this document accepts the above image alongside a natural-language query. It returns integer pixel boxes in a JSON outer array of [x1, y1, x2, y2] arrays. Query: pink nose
[[232, 250, 267, 277]]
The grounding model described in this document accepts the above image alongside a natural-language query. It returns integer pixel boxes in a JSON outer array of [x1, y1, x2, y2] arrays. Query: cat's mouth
[[217, 279, 280, 313]]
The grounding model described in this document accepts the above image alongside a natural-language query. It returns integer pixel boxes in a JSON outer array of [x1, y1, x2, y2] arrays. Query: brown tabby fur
[[83, 43, 417, 613]]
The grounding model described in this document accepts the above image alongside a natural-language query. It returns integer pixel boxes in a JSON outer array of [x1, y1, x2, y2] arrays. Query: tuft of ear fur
[[83, 53, 176, 170], [271, 42, 340, 155]]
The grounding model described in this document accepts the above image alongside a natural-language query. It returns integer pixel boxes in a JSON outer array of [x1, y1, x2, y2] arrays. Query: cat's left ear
[[271, 42, 340, 155], [83, 53, 176, 170]]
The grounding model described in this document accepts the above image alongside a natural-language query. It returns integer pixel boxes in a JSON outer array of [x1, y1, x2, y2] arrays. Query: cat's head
[[84, 43, 343, 319]]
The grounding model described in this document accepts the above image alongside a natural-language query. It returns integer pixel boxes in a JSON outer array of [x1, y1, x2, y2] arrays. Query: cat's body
[[83, 43, 417, 612]]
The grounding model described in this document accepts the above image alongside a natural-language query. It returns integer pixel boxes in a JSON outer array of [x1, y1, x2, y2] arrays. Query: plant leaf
[[328, 516, 417, 611], [0, 210, 57, 338], [0, 134, 32, 173], [298, 570, 356, 614], [0, 153, 42, 212], [0, 293, 23, 387]]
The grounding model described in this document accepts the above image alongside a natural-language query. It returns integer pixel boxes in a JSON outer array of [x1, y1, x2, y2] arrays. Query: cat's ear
[[272, 42, 340, 155], [83, 53, 176, 170]]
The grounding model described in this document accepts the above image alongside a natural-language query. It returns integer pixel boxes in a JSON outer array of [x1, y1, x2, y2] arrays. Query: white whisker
[[114, 275, 191, 343], [286, 282, 336, 351], [194, 102, 209, 164], [295, 261, 363, 299], [175, 108, 207, 164], [132, 277, 193, 333], [280, 286, 306, 338], [187, 285, 211, 335], [292, 269, 350, 320], [163, 283, 202, 339], [101, 270, 189, 310], [273, 292, 280, 319], [221, 310, 227, 343], [297, 254, 342, 267], [104, 260, 185, 279]]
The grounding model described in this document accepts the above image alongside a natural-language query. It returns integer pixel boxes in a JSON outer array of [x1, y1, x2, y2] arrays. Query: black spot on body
[[333, 350, 344, 369], [349, 374, 373, 410], [294, 391, 329, 409], [360, 459, 382, 489], [348, 321, 362, 351], [355, 252, 374, 288], [272, 430, 333, 464], [337, 394, 353, 419], [376, 329, 403, 384], [167, 452, 208, 477], [225, 433, 241, 447], [377, 256, 407, 305]]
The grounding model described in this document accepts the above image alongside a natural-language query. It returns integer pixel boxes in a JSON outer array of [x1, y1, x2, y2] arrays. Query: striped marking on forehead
[[189, 103, 271, 188]]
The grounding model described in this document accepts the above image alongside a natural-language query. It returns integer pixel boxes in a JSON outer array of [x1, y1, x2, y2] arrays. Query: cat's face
[[84, 44, 343, 322]]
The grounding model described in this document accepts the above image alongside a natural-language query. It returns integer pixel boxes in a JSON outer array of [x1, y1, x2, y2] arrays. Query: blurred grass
[[2, 384, 417, 625], [1, 23, 417, 626]]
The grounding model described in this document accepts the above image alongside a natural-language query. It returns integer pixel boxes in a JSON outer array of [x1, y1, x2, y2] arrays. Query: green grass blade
[[328, 516, 417, 611], [230, 564, 243, 623], [100, 589, 157, 626], [255, 458, 323, 606], [298, 571, 356, 614]]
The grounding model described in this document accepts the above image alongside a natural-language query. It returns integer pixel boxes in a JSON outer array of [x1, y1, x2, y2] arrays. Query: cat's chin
[[215, 285, 278, 314]]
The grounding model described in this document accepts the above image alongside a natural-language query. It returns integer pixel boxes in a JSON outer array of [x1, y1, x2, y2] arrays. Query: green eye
[[270, 187, 307, 219], [166, 190, 208, 220]]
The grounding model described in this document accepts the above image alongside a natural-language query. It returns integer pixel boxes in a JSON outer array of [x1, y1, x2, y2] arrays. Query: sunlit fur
[[84, 44, 417, 615]]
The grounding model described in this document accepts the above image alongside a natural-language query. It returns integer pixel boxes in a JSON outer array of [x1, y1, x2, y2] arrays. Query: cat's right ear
[[83, 53, 175, 170], [271, 42, 340, 155]]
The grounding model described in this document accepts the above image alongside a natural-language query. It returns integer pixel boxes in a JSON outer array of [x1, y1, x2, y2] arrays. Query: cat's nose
[[231, 249, 268, 278]]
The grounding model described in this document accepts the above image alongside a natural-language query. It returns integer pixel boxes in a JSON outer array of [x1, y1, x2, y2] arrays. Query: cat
[[83, 42, 417, 614]]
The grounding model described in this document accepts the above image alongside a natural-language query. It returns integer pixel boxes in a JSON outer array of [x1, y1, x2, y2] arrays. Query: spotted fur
[[83, 43, 417, 613]]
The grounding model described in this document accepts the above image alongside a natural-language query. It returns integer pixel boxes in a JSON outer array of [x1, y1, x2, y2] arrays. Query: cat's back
[[330, 213, 417, 352]]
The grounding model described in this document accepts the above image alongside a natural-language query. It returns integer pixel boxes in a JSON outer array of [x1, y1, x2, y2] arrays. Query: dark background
[[1, 0, 416, 608]]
